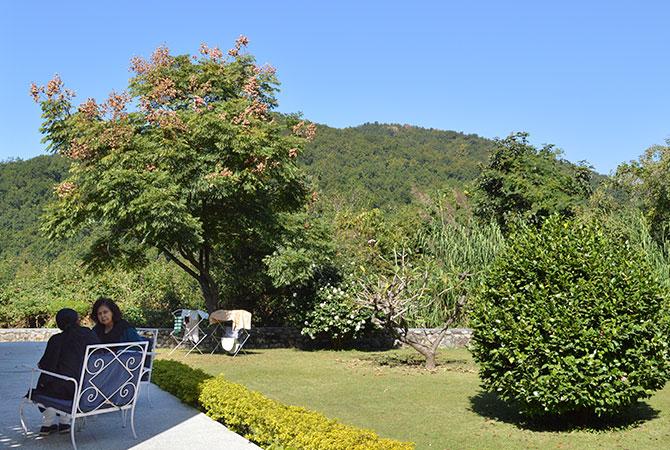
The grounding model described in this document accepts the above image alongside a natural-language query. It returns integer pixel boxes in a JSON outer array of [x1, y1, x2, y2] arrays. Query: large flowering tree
[[32, 37, 316, 313]]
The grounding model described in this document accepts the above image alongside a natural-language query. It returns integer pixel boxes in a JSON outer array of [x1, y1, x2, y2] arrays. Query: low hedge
[[153, 360, 414, 450], [151, 359, 210, 408]]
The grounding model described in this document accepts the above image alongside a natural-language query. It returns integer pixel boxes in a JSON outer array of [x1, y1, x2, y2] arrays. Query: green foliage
[[0, 155, 71, 261], [331, 206, 421, 276], [33, 41, 312, 313], [0, 156, 203, 327], [301, 284, 373, 344], [616, 142, 670, 242], [473, 132, 593, 232], [408, 192, 505, 327], [302, 123, 495, 209], [153, 359, 414, 449], [0, 251, 202, 328], [0, 257, 92, 327], [471, 215, 670, 417], [583, 210, 670, 292], [0, 118, 503, 328], [264, 211, 337, 288], [152, 360, 211, 407]]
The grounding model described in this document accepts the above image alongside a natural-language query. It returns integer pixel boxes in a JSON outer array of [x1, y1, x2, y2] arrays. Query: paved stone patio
[[0, 342, 259, 449]]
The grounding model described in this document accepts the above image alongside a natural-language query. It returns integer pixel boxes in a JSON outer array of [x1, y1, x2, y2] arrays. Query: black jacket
[[34, 326, 100, 400]]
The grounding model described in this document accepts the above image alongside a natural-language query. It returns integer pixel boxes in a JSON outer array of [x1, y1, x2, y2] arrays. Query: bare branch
[[356, 248, 468, 369]]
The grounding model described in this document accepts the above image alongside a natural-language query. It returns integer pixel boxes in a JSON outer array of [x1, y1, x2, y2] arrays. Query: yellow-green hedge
[[153, 360, 414, 450]]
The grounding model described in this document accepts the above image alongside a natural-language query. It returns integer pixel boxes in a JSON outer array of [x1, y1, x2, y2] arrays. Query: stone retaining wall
[[0, 327, 473, 349], [405, 327, 473, 349], [0, 328, 59, 342]]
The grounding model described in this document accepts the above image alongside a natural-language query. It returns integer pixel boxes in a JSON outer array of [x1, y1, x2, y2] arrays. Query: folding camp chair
[[167, 309, 209, 356], [208, 309, 252, 357], [136, 328, 158, 406]]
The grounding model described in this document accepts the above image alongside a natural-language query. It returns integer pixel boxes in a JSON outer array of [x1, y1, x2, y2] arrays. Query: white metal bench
[[20, 341, 148, 450], [136, 328, 158, 406]]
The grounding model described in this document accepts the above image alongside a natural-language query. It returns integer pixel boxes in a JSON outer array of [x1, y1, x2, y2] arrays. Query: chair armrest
[[22, 365, 79, 401], [28, 366, 79, 384]]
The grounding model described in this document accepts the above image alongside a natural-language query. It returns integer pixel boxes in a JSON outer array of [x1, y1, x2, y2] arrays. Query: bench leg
[[130, 406, 138, 439], [18, 399, 29, 436], [70, 417, 77, 450], [146, 383, 152, 407]]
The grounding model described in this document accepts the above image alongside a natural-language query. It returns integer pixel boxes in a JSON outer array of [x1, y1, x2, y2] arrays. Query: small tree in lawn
[[31, 38, 314, 313], [357, 251, 467, 369]]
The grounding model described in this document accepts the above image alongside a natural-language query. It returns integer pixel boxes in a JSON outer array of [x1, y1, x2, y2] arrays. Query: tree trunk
[[408, 342, 437, 370], [198, 274, 220, 313], [424, 351, 437, 370], [401, 335, 438, 370], [161, 246, 221, 313]]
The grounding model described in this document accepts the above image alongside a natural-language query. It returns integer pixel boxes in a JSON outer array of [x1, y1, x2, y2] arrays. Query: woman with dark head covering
[[33, 308, 99, 436], [91, 297, 143, 343]]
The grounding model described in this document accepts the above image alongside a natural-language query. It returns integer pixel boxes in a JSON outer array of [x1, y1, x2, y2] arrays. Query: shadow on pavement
[[0, 342, 257, 450]]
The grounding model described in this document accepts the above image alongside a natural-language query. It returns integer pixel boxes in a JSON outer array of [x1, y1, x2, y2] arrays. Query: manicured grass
[[159, 348, 670, 450]]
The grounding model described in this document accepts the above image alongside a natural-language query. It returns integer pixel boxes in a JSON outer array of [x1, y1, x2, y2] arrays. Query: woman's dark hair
[[91, 297, 122, 325]]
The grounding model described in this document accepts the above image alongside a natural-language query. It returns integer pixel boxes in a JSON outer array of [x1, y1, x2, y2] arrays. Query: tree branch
[[161, 247, 199, 280], [178, 244, 201, 272]]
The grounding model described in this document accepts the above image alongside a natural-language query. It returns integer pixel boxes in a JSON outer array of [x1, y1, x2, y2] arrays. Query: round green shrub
[[471, 215, 670, 417]]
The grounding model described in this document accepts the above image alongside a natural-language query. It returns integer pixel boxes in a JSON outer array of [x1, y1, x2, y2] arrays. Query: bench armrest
[[23, 365, 78, 401]]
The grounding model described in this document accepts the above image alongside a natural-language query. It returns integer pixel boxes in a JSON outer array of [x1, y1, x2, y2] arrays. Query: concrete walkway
[[0, 342, 260, 449]]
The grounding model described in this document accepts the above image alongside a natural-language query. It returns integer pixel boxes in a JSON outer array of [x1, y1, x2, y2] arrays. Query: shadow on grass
[[163, 348, 263, 357], [363, 351, 470, 368], [469, 391, 659, 432], [207, 349, 262, 356], [229, 349, 262, 356]]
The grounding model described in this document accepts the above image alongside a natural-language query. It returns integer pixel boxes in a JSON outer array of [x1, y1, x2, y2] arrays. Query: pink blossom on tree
[[33, 38, 314, 313]]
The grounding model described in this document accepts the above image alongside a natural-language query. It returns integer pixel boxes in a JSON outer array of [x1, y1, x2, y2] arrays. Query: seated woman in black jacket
[[33, 308, 99, 436], [91, 297, 143, 343]]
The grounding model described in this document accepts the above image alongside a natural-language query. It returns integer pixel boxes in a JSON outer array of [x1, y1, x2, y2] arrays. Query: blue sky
[[2, 0, 669, 174]]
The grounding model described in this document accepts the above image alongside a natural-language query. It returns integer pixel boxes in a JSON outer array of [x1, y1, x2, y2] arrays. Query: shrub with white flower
[[302, 284, 373, 342]]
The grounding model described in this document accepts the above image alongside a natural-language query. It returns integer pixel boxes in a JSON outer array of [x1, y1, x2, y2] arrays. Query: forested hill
[[0, 155, 70, 260], [0, 123, 595, 260], [301, 123, 495, 208], [0, 124, 496, 256]]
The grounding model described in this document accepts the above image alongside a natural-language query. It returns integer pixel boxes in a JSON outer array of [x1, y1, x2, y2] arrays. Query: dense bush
[[0, 253, 202, 328], [471, 215, 670, 417], [301, 284, 373, 345], [153, 360, 413, 449]]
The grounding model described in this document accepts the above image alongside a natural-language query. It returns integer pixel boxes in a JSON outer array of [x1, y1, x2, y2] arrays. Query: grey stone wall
[[0, 328, 59, 342], [138, 327, 331, 350], [150, 327, 314, 350], [0, 327, 473, 349], [404, 327, 473, 349]]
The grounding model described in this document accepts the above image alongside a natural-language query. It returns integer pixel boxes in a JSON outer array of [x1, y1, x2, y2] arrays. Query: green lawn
[[159, 348, 670, 450]]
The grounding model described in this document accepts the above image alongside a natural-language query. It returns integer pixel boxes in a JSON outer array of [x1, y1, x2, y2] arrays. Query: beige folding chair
[[208, 309, 252, 356]]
